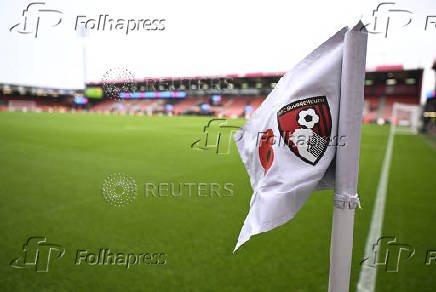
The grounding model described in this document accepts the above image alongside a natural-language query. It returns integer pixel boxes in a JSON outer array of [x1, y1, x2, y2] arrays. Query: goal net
[[392, 102, 421, 135]]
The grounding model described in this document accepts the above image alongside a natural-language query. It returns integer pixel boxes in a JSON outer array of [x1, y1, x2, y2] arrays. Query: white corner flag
[[233, 22, 367, 290]]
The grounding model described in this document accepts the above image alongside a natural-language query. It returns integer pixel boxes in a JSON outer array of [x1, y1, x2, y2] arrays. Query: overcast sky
[[0, 0, 435, 101]]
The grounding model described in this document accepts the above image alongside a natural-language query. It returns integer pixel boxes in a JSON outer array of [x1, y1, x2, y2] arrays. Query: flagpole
[[328, 22, 367, 292], [329, 200, 357, 292]]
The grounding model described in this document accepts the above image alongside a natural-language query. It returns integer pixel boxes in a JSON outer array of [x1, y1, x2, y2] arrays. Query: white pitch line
[[356, 124, 395, 292]]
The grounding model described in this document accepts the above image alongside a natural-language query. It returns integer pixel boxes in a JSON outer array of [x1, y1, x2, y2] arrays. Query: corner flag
[[233, 20, 367, 266]]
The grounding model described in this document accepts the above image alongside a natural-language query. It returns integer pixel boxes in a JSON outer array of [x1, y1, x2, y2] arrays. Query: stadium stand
[[223, 98, 247, 118], [0, 68, 425, 125], [422, 61, 436, 133], [92, 99, 114, 112], [363, 68, 422, 123], [173, 98, 202, 115]]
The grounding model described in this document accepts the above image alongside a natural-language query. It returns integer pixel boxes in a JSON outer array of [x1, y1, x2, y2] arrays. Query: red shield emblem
[[277, 96, 332, 165]]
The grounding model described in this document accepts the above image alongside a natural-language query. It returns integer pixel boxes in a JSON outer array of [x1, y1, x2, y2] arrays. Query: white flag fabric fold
[[233, 22, 367, 252]]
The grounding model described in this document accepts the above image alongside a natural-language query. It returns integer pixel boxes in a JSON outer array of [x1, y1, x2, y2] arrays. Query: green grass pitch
[[0, 112, 435, 291]]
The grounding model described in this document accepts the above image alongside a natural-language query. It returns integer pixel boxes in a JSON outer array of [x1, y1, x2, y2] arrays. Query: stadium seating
[[3, 97, 65, 112], [223, 98, 248, 118], [362, 95, 419, 123], [381, 96, 419, 123], [92, 99, 114, 112], [173, 98, 202, 115], [1, 93, 421, 123]]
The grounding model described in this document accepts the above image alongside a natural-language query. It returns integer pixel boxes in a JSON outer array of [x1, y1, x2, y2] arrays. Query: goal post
[[8, 100, 37, 112], [392, 102, 421, 135]]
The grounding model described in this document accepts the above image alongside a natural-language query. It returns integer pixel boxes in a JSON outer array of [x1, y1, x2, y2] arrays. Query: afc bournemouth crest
[[277, 96, 332, 165]]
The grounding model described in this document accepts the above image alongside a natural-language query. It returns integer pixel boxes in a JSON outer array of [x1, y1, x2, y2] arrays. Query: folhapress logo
[[10, 2, 167, 38], [10, 236, 65, 272], [361, 236, 415, 272], [9, 2, 63, 38]]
